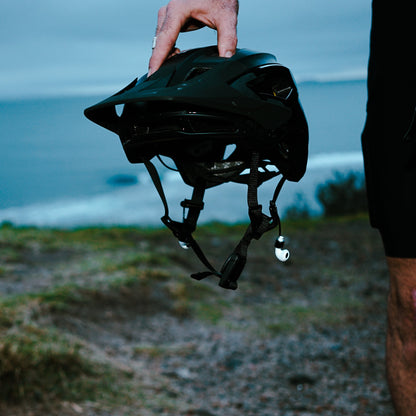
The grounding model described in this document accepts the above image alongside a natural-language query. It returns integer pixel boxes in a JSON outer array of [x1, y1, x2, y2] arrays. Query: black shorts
[[361, 1, 416, 257]]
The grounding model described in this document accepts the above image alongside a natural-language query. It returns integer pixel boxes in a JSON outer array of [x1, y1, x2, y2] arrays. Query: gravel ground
[[49, 302, 393, 416], [0, 218, 396, 415]]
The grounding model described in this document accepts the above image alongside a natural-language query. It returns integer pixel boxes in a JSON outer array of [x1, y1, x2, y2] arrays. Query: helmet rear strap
[[144, 155, 285, 290]]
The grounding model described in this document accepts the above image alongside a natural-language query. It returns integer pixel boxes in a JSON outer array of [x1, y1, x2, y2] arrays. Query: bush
[[316, 171, 367, 217], [284, 193, 312, 220], [0, 326, 93, 402]]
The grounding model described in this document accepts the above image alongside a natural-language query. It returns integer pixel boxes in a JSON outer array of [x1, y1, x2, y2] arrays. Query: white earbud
[[274, 236, 290, 262], [179, 241, 191, 250]]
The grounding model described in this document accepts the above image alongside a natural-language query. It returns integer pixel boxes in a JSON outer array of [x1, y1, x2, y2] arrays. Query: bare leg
[[386, 257, 416, 415]]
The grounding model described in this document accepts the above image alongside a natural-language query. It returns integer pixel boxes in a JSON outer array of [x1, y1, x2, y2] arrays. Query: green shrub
[[284, 193, 312, 220], [316, 171, 367, 217], [0, 326, 93, 402]]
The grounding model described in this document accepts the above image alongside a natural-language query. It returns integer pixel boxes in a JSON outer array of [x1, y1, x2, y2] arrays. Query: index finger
[[148, 13, 184, 76]]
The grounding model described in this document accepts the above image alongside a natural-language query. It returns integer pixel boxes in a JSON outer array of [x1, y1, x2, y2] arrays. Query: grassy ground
[[0, 216, 393, 415]]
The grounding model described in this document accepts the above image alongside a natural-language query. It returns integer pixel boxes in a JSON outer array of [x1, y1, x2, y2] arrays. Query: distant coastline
[[0, 154, 364, 228], [0, 75, 367, 103], [0, 79, 367, 227]]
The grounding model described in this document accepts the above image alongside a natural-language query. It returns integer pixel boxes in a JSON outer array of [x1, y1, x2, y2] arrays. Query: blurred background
[[0, 0, 371, 227]]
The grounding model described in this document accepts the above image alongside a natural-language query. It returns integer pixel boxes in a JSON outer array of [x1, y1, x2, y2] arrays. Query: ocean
[[0, 79, 367, 227]]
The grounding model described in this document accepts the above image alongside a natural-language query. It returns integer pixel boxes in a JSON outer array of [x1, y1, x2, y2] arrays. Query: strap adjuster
[[180, 198, 205, 210], [219, 253, 246, 290], [161, 215, 193, 242]]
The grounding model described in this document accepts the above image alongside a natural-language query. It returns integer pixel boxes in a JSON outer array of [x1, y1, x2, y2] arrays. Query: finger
[[149, 33, 179, 76], [149, 14, 184, 76], [155, 5, 167, 36], [167, 47, 181, 58], [216, 14, 238, 58]]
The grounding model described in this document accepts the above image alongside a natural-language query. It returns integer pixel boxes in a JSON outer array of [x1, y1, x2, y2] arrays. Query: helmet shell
[[85, 46, 308, 182]]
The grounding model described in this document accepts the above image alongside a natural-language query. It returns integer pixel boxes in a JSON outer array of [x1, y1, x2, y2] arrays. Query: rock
[[184, 410, 217, 416], [288, 373, 316, 386]]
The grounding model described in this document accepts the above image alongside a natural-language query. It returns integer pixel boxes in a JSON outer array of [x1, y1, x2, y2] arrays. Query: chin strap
[[144, 153, 286, 290]]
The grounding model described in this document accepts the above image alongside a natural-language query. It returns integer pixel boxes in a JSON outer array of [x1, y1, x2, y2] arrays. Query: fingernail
[[224, 50, 233, 58]]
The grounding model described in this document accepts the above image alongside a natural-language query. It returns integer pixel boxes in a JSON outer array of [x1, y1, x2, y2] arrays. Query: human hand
[[148, 0, 239, 76]]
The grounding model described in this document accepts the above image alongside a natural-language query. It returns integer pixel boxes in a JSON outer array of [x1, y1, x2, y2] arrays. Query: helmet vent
[[115, 104, 124, 117], [184, 66, 211, 81], [224, 144, 237, 159]]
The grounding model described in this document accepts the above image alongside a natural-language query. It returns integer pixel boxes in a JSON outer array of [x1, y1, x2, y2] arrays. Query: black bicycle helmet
[[85, 45, 308, 289]]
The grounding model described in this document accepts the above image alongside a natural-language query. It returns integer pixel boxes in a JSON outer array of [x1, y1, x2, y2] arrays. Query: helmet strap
[[144, 154, 286, 290], [207, 152, 286, 289], [144, 159, 220, 277]]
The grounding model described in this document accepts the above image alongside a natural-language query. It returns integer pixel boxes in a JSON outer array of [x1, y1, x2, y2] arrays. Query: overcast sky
[[0, 0, 371, 99]]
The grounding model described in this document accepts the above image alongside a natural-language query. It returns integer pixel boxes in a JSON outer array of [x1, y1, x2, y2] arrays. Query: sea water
[[0, 79, 367, 227]]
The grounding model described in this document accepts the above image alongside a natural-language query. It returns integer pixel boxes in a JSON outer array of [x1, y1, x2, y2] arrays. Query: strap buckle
[[161, 215, 194, 243], [219, 253, 246, 290]]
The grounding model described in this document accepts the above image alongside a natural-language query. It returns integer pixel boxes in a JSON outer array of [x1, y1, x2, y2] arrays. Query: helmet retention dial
[[274, 235, 290, 262]]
